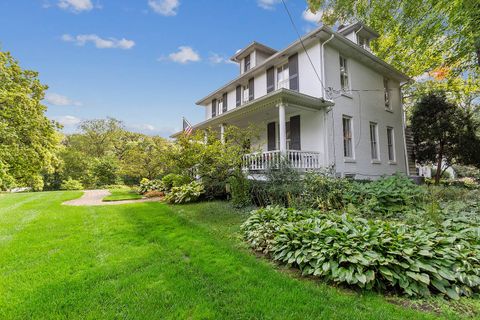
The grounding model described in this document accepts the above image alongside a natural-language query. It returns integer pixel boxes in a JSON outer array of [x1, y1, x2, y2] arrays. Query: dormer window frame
[[244, 54, 251, 73], [357, 35, 370, 50]]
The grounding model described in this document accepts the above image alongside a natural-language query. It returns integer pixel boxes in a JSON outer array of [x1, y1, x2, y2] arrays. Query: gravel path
[[63, 190, 161, 206]]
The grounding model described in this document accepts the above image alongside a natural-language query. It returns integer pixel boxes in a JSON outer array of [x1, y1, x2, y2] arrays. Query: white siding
[[323, 45, 407, 178]]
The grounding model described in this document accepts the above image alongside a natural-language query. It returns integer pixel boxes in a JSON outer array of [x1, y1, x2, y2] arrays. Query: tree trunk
[[435, 143, 444, 185]]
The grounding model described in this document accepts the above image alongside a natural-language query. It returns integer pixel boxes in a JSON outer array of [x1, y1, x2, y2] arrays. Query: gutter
[[320, 34, 334, 166]]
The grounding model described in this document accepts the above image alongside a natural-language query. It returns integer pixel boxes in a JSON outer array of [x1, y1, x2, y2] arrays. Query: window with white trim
[[339, 56, 350, 92], [342, 116, 353, 158], [384, 78, 391, 110], [244, 54, 251, 72], [369, 122, 379, 161], [387, 127, 395, 162], [277, 63, 289, 89], [217, 98, 223, 114], [243, 85, 249, 103]]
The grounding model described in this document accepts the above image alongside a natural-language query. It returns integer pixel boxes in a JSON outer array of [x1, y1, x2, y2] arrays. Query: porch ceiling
[[171, 89, 333, 137]]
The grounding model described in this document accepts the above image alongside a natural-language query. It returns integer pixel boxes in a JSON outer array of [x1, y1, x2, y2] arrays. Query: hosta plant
[[139, 178, 165, 194], [164, 181, 204, 204], [241, 206, 480, 299]]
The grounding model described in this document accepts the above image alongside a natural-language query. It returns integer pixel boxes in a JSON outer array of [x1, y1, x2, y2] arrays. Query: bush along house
[[173, 22, 412, 179]]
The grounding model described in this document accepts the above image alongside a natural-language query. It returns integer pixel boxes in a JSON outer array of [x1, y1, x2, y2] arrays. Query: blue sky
[[0, 0, 321, 137]]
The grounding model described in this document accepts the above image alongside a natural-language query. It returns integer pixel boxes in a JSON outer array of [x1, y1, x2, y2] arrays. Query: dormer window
[[357, 35, 370, 50], [244, 54, 251, 72]]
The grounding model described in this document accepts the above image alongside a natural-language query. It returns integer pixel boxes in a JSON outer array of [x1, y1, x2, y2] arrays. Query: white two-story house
[[174, 22, 411, 179]]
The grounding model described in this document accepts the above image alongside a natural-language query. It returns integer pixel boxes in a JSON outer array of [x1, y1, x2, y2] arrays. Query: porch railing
[[242, 150, 323, 171]]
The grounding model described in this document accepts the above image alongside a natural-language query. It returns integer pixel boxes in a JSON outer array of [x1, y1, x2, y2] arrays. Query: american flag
[[182, 117, 193, 135]]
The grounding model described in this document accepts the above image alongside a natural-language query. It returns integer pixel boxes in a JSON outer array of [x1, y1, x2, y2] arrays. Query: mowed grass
[[103, 188, 142, 202], [0, 192, 464, 319]]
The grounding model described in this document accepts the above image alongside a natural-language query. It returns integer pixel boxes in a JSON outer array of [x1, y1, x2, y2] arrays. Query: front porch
[[180, 89, 333, 171], [242, 149, 323, 171]]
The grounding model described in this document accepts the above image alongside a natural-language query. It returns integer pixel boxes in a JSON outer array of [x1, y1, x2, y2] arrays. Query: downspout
[[354, 26, 364, 46], [321, 34, 334, 168], [400, 82, 410, 176]]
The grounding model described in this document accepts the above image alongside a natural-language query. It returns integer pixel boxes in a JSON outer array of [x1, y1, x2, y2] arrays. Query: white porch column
[[278, 103, 287, 154], [220, 124, 225, 144]]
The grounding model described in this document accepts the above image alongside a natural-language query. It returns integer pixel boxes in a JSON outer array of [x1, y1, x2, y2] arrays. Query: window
[[387, 127, 395, 162], [384, 78, 391, 110], [339, 56, 349, 92], [211, 99, 217, 118], [342, 116, 353, 158], [217, 98, 223, 114], [244, 54, 251, 72], [357, 35, 369, 50], [243, 85, 249, 103], [277, 64, 289, 89], [369, 122, 379, 161]]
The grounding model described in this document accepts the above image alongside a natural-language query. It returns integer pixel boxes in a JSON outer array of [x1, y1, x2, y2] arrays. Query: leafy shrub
[[228, 173, 251, 208], [250, 161, 303, 207], [242, 206, 480, 299], [139, 178, 165, 194], [162, 173, 191, 191], [345, 174, 426, 218], [60, 178, 84, 190], [302, 171, 352, 210], [164, 181, 204, 204]]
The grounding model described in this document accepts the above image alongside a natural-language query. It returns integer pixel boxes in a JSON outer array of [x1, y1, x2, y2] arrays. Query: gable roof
[[196, 25, 411, 106], [230, 41, 278, 62]]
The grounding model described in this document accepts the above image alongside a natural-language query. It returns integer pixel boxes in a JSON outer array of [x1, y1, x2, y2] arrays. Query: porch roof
[[171, 88, 333, 138]]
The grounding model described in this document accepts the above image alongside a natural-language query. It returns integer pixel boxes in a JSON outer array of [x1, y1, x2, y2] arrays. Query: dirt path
[[63, 190, 161, 206]]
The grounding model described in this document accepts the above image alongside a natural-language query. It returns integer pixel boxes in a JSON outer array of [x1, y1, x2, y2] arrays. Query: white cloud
[[208, 53, 236, 65], [161, 46, 200, 64], [302, 8, 322, 24], [57, 0, 93, 12], [257, 0, 281, 10], [413, 72, 431, 83], [128, 123, 176, 137], [45, 93, 82, 106], [148, 0, 179, 16], [62, 34, 135, 50], [54, 115, 82, 126]]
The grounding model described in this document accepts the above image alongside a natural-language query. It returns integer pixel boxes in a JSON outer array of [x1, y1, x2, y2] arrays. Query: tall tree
[[77, 118, 124, 157], [411, 91, 480, 184], [307, 0, 480, 76], [0, 51, 60, 190]]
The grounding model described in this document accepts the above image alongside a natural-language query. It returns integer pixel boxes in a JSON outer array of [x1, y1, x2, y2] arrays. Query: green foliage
[[411, 91, 480, 184], [242, 206, 480, 299], [307, 0, 480, 76], [164, 181, 204, 204], [250, 161, 303, 207], [166, 125, 259, 199], [162, 173, 191, 191], [60, 178, 83, 190], [346, 174, 426, 218], [228, 172, 251, 208], [139, 178, 165, 194], [302, 170, 352, 210], [0, 51, 60, 190], [91, 156, 120, 187], [103, 188, 142, 202]]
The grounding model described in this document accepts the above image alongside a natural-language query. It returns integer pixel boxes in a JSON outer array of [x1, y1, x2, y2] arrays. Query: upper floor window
[[357, 35, 369, 50], [384, 78, 391, 110], [339, 56, 350, 92], [244, 54, 251, 72], [217, 98, 223, 114], [277, 64, 289, 89], [243, 85, 249, 103], [387, 127, 395, 162], [369, 122, 379, 161], [342, 116, 354, 158], [211, 99, 217, 118]]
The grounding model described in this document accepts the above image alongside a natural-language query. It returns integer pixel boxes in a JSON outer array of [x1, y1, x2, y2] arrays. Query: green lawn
[[103, 188, 143, 202], [0, 192, 472, 319]]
